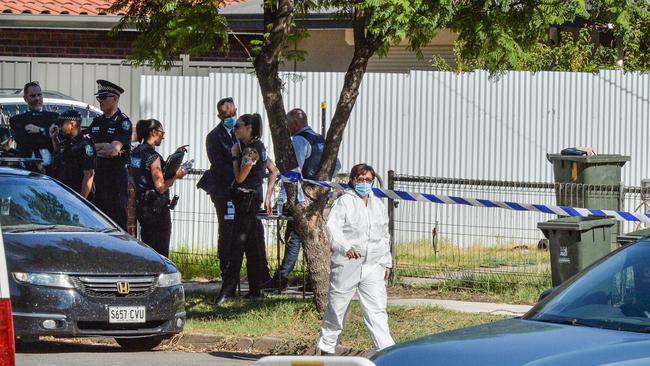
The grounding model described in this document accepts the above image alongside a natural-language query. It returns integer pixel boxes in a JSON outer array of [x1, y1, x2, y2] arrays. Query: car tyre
[[115, 335, 167, 351]]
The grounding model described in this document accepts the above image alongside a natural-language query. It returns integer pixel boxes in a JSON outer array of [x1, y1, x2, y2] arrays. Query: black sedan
[[0, 167, 185, 350]]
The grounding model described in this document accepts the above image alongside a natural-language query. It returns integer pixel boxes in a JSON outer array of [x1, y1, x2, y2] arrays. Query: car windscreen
[[526, 242, 650, 333], [0, 176, 115, 232]]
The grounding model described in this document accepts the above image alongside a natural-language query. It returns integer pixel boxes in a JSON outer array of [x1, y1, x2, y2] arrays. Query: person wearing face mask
[[317, 163, 395, 356], [8, 81, 58, 174], [131, 119, 187, 257], [199, 97, 239, 302]]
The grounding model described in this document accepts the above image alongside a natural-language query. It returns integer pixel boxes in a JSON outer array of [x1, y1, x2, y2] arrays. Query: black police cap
[[58, 110, 82, 125], [0, 126, 14, 145], [95, 79, 125, 97]]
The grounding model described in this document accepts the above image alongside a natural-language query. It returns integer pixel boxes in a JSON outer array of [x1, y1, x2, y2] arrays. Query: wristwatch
[[231, 155, 240, 161]]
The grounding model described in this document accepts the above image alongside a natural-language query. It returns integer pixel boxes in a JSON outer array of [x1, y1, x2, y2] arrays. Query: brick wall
[[0, 28, 253, 62]]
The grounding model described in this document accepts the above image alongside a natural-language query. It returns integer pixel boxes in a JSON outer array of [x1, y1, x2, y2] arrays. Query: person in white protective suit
[[317, 163, 395, 355]]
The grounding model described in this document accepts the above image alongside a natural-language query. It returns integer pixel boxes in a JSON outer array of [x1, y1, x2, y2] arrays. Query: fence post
[[180, 54, 190, 76], [387, 170, 396, 285], [320, 101, 327, 135]]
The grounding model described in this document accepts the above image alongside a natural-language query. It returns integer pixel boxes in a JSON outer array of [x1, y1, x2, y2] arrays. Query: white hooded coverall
[[317, 190, 395, 353]]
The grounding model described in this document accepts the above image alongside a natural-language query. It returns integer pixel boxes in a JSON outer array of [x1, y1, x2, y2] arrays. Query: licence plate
[[109, 306, 146, 323]]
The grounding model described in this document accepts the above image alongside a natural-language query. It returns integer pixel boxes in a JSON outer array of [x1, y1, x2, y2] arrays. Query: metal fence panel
[[139, 70, 650, 256], [0, 56, 252, 121]]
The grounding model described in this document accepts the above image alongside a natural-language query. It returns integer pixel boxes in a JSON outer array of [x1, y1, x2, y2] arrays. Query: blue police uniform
[[219, 138, 272, 298], [201, 121, 238, 287], [54, 134, 96, 198], [88, 109, 132, 230], [131, 143, 172, 257]]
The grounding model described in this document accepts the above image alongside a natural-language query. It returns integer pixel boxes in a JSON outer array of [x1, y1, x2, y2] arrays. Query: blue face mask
[[223, 116, 237, 129], [354, 183, 372, 197]]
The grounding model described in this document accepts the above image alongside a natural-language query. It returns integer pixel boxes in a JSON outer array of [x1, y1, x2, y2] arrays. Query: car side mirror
[[538, 288, 555, 302]]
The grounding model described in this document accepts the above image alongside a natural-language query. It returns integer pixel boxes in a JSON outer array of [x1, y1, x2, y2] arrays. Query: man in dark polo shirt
[[8, 81, 58, 174]]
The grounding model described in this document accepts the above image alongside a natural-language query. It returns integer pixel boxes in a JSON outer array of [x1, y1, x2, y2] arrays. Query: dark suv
[[0, 167, 185, 350]]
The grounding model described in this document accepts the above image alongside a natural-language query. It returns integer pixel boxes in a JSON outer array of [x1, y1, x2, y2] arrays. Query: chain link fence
[[387, 172, 650, 291], [165, 169, 650, 293]]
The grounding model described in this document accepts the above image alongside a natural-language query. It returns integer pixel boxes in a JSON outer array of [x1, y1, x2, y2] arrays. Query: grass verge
[[184, 293, 506, 351]]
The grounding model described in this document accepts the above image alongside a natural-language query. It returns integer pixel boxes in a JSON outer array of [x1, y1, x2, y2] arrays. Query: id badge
[[224, 201, 235, 220]]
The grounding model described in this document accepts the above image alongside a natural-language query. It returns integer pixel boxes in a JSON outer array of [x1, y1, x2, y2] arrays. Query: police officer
[[131, 119, 186, 257], [199, 97, 238, 301], [215, 113, 277, 304], [8, 81, 57, 173], [88, 80, 132, 231], [0, 126, 26, 170], [49, 110, 96, 199]]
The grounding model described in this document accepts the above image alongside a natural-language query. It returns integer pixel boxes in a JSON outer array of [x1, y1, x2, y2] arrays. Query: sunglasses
[[28, 93, 42, 98], [96, 95, 114, 101]]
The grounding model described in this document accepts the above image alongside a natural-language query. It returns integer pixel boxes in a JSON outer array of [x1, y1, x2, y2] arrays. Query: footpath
[[172, 280, 533, 356]]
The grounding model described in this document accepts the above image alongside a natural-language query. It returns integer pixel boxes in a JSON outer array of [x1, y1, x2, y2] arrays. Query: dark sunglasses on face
[[28, 93, 42, 98], [96, 95, 114, 101]]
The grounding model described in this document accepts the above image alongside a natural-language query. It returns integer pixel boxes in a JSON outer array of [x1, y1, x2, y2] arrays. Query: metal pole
[[320, 101, 327, 136], [387, 170, 396, 285]]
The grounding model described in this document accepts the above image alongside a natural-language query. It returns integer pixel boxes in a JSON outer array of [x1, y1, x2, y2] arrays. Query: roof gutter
[[0, 12, 349, 32]]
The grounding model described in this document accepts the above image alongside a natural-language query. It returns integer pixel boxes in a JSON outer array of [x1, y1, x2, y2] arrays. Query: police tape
[[280, 171, 650, 223]]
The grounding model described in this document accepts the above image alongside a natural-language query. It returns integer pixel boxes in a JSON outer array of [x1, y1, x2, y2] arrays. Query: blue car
[[373, 239, 650, 366]]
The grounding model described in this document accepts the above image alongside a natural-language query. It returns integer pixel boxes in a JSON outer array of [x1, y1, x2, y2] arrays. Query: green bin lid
[[617, 228, 650, 241], [546, 154, 630, 164], [537, 216, 618, 231]]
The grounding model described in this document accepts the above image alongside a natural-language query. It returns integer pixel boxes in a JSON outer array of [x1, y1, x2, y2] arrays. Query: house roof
[[0, 0, 246, 16]]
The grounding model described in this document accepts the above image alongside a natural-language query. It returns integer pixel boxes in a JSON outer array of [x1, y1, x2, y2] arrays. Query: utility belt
[[138, 189, 179, 220]]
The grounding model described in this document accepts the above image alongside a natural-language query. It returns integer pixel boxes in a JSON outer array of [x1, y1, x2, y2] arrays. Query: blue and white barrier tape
[[281, 172, 649, 223]]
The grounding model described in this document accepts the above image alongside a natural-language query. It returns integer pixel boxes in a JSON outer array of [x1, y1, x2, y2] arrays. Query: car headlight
[[157, 272, 181, 287], [13, 272, 74, 288]]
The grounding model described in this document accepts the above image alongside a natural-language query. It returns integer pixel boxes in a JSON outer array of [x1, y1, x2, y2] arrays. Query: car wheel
[[114, 335, 167, 351]]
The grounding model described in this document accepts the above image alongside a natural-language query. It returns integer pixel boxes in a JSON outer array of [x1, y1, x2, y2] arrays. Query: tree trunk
[[253, 0, 380, 313]]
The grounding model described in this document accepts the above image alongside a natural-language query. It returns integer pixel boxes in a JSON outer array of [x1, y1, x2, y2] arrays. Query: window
[[0, 176, 114, 232], [527, 243, 650, 333]]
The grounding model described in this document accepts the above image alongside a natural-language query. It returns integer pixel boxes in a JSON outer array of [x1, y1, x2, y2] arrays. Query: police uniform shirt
[[9, 110, 58, 158], [131, 143, 169, 199], [237, 138, 267, 191], [55, 134, 96, 194], [88, 109, 132, 170]]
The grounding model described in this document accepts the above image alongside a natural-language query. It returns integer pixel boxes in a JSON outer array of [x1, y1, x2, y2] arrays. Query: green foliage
[[444, 0, 650, 73], [107, 0, 229, 70]]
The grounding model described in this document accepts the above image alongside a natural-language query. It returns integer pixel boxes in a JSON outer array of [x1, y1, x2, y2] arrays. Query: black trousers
[[137, 206, 172, 258], [210, 193, 235, 286], [94, 167, 129, 231], [220, 190, 271, 296]]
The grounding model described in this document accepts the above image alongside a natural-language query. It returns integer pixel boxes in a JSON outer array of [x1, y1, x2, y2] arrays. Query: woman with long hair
[[214, 113, 278, 304], [130, 119, 186, 257]]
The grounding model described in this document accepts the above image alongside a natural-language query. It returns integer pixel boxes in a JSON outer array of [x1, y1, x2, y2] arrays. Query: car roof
[[0, 166, 42, 177], [0, 88, 76, 100]]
